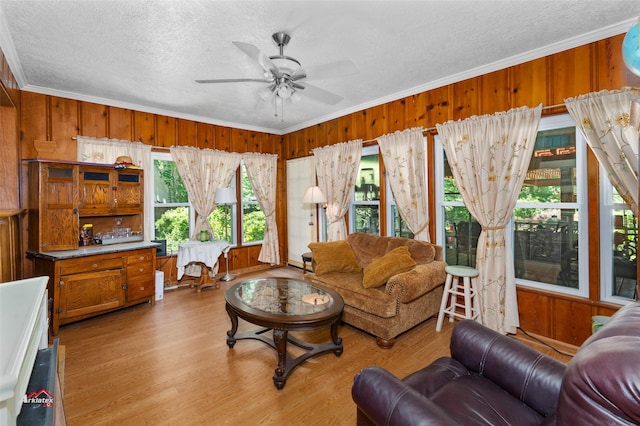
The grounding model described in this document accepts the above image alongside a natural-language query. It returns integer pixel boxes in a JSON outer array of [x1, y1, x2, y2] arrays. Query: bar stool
[[436, 265, 480, 331]]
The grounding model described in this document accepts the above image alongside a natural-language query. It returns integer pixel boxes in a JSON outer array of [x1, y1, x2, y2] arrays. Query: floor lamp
[[303, 186, 327, 242], [215, 187, 237, 282]]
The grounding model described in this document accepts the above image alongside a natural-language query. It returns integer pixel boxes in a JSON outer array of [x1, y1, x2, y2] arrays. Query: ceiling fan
[[196, 32, 358, 107]]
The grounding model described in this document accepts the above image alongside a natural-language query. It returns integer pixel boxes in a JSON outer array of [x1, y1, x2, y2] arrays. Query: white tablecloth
[[177, 240, 231, 280]]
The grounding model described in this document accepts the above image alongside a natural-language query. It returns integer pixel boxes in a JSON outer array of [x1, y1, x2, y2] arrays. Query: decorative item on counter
[[80, 224, 93, 246], [114, 155, 140, 169], [200, 230, 211, 242]]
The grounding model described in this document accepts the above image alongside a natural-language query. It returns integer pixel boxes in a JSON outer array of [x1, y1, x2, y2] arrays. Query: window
[[386, 175, 414, 238], [240, 163, 265, 244], [350, 146, 380, 235], [601, 174, 638, 303], [435, 114, 588, 297], [152, 152, 240, 251], [152, 152, 193, 253]]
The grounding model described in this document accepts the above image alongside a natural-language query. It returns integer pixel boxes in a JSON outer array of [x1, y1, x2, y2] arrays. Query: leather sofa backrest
[[556, 302, 640, 424]]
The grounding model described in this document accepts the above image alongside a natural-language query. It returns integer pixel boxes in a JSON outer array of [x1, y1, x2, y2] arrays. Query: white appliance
[[155, 271, 164, 301]]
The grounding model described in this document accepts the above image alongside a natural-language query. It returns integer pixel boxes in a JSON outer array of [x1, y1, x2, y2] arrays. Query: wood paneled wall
[[281, 33, 640, 345], [16, 93, 284, 280]]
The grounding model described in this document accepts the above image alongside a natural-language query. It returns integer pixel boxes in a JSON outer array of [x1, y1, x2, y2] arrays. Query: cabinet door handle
[[92, 263, 98, 268], [122, 283, 128, 290], [139, 267, 144, 273], [139, 286, 145, 291], [58, 280, 64, 287]]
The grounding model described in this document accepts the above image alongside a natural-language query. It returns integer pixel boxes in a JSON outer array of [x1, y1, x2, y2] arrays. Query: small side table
[[177, 240, 231, 292], [302, 252, 313, 275]]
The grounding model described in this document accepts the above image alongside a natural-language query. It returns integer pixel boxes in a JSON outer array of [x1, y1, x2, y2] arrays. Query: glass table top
[[234, 278, 334, 316]]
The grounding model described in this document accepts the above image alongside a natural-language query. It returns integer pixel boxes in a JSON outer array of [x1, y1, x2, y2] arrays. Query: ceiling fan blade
[[292, 59, 358, 81], [298, 83, 343, 105], [195, 78, 272, 84], [232, 41, 280, 76]]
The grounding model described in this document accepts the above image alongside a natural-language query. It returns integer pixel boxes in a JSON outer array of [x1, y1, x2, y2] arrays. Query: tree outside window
[[240, 164, 265, 243], [153, 157, 190, 252]]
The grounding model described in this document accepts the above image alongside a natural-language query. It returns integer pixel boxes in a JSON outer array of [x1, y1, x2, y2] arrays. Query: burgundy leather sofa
[[352, 302, 640, 425]]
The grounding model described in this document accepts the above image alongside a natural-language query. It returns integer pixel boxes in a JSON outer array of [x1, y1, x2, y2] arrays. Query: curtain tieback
[[414, 222, 429, 235], [483, 225, 506, 231]]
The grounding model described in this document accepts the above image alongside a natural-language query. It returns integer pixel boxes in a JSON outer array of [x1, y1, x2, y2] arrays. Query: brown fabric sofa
[[305, 233, 447, 349], [352, 302, 640, 425]]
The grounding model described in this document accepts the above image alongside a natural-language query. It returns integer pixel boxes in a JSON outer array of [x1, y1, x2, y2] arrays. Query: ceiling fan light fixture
[[276, 82, 293, 99]]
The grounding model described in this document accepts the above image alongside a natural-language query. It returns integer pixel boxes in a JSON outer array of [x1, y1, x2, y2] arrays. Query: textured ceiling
[[1, 1, 639, 134]]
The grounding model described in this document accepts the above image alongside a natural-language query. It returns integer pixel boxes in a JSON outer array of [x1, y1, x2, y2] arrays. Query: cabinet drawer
[[127, 276, 154, 301], [60, 258, 124, 275], [127, 262, 154, 279], [127, 251, 154, 265]]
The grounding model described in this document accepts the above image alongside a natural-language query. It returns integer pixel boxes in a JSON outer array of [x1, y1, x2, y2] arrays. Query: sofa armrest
[[385, 261, 447, 303], [451, 320, 566, 417], [352, 367, 455, 426]]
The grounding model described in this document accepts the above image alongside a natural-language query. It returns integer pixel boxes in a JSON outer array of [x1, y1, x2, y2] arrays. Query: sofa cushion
[[308, 240, 361, 276], [362, 246, 416, 288], [347, 233, 436, 268]]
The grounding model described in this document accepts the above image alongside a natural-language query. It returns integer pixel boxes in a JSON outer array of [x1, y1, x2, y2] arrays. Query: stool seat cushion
[[445, 265, 479, 277]]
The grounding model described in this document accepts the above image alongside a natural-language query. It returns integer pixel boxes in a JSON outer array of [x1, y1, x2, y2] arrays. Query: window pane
[[354, 205, 379, 234], [154, 206, 189, 252], [443, 154, 463, 202], [153, 159, 188, 203], [391, 205, 413, 238], [612, 209, 637, 299], [241, 165, 265, 243], [444, 206, 479, 267], [519, 127, 576, 204], [209, 205, 233, 242], [355, 154, 380, 201], [513, 208, 579, 288]]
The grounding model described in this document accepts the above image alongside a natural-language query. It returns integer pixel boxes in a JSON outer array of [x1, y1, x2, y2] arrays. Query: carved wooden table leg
[[272, 328, 288, 390], [225, 303, 239, 348]]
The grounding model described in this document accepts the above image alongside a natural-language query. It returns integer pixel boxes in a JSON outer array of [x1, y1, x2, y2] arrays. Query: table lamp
[[215, 187, 237, 281]]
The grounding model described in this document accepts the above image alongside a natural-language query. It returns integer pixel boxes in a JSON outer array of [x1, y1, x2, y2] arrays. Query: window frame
[[349, 145, 381, 236], [239, 162, 265, 246], [150, 151, 195, 253], [434, 113, 589, 298], [599, 168, 637, 305]]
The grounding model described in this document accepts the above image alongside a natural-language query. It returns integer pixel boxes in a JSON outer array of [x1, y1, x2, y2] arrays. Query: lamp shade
[[215, 187, 237, 205], [302, 186, 326, 204]]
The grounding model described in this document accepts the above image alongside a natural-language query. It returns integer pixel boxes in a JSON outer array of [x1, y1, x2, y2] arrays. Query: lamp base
[[219, 272, 235, 282]]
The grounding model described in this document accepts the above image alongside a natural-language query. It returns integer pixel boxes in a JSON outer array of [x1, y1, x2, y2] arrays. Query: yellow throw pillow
[[308, 240, 361, 276], [362, 246, 416, 288]]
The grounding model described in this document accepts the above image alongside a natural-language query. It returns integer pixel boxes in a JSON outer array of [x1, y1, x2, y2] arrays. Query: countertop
[[28, 241, 160, 260]]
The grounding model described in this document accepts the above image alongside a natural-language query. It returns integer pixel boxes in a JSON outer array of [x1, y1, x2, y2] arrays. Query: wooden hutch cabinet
[[27, 160, 157, 334]]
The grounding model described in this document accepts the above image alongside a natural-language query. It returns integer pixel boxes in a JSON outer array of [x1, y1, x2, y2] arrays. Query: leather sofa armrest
[[386, 261, 447, 303], [352, 367, 455, 426], [451, 320, 566, 417]]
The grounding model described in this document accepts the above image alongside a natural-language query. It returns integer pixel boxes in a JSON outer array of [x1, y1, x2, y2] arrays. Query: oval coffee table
[[225, 277, 344, 390]]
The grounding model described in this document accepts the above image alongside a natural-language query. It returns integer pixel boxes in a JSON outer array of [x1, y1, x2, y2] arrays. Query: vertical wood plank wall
[[2, 34, 640, 344], [281, 34, 640, 345]]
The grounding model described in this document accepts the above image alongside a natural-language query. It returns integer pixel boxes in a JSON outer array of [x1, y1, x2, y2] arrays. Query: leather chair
[[352, 302, 640, 425]]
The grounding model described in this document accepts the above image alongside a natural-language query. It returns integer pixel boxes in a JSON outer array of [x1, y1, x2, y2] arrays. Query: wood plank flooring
[[56, 267, 575, 425]]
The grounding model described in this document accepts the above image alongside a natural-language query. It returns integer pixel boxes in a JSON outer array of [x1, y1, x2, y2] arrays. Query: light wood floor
[[57, 267, 575, 425]]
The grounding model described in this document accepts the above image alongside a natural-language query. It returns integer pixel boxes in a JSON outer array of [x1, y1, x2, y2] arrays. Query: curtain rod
[[71, 102, 567, 145]]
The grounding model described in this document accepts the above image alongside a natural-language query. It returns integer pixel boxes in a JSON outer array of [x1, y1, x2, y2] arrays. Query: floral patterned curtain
[[313, 140, 363, 241], [170, 146, 241, 240], [377, 127, 430, 241], [242, 153, 280, 265], [436, 105, 542, 334], [565, 88, 640, 214], [77, 136, 152, 239]]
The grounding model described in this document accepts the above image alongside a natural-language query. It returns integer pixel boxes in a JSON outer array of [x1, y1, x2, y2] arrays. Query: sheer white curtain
[[77, 136, 152, 240], [242, 153, 280, 265], [565, 88, 640, 213], [313, 140, 362, 241], [436, 105, 542, 334], [170, 146, 241, 240], [377, 127, 430, 241]]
